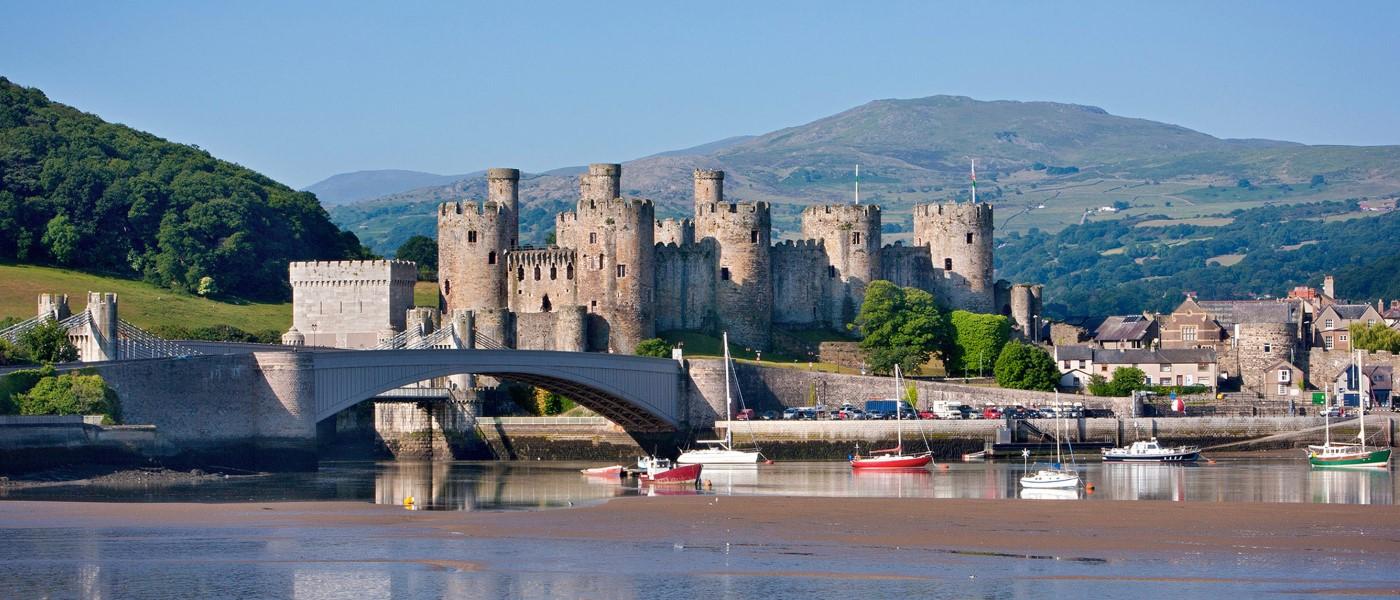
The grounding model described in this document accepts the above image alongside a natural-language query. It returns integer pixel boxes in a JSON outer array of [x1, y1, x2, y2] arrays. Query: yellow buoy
[[404, 496, 415, 507]]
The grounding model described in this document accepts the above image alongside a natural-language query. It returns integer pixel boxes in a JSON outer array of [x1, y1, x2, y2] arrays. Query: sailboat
[[1308, 350, 1392, 469], [851, 364, 934, 469], [1020, 391, 1081, 489], [678, 332, 762, 465]]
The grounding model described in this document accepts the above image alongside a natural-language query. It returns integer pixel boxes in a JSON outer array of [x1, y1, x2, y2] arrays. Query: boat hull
[[642, 463, 704, 485], [676, 449, 761, 465], [1308, 447, 1391, 469], [1103, 451, 1201, 463], [850, 453, 933, 469], [580, 465, 624, 476], [1019, 470, 1080, 489]]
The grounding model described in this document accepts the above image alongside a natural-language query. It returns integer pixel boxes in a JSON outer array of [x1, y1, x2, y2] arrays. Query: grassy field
[[1135, 217, 1235, 228], [0, 263, 290, 333], [414, 281, 438, 307]]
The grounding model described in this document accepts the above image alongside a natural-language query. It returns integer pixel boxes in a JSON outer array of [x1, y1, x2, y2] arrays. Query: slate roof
[[1092, 348, 1217, 365], [1329, 304, 1374, 320], [1056, 345, 1095, 361], [1094, 315, 1154, 342]]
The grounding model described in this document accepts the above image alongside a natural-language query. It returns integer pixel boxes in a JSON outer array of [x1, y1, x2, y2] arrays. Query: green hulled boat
[[1308, 444, 1391, 468]]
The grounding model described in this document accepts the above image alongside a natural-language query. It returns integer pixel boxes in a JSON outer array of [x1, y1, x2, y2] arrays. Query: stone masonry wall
[[694, 201, 772, 349], [655, 241, 717, 332], [914, 202, 995, 313], [801, 204, 881, 328], [507, 248, 577, 314], [879, 244, 936, 293], [771, 239, 828, 326], [438, 201, 510, 314], [290, 260, 416, 348], [1221, 322, 1298, 392]]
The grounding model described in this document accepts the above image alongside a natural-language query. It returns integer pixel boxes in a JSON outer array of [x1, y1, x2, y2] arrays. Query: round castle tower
[[1008, 283, 1043, 341], [438, 200, 510, 314], [487, 168, 520, 247], [565, 164, 655, 353], [693, 169, 772, 350], [914, 202, 994, 313], [801, 204, 881, 328]]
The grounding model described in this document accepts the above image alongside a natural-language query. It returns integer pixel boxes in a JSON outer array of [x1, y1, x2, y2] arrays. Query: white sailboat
[[1020, 391, 1081, 489], [678, 332, 762, 465]]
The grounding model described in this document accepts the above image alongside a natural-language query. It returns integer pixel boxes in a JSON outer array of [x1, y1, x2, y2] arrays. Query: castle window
[[616, 264, 626, 278], [541, 295, 552, 312], [827, 265, 836, 278], [598, 254, 604, 270], [590, 232, 597, 244], [488, 251, 497, 265], [534, 266, 541, 281], [944, 258, 953, 271], [550, 266, 557, 280], [468, 230, 477, 243], [517, 267, 525, 281], [567, 265, 574, 279], [751, 230, 759, 243], [1263, 343, 1272, 353], [852, 232, 862, 245], [721, 267, 731, 281], [444, 280, 451, 296], [966, 232, 973, 244], [590, 300, 597, 312], [728, 204, 737, 213]]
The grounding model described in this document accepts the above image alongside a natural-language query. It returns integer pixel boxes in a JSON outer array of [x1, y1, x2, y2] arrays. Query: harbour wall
[[0, 416, 158, 475]]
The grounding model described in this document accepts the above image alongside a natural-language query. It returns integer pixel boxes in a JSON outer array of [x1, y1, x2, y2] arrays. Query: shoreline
[[3, 494, 1398, 560]]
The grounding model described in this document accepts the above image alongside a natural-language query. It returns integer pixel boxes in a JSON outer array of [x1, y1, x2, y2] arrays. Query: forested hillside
[[0, 77, 367, 300], [995, 201, 1400, 318]]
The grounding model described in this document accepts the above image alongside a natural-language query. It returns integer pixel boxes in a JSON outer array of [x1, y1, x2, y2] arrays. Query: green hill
[[328, 94, 1400, 253], [0, 263, 289, 336], [0, 77, 368, 300]]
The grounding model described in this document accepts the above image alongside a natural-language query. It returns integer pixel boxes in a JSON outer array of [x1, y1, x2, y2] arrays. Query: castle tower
[[437, 199, 510, 314], [37, 293, 71, 320], [801, 204, 881, 328], [693, 170, 772, 349], [487, 168, 521, 248], [1008, 283, 1043, 342], [914, 202, 995, 313], [566, 165, 655, 353], [693, 169, 723, 211], [580, 163, 622, 204]]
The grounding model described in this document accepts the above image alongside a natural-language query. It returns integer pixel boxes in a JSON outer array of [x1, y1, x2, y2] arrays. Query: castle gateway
[[437, 164, 1041, 353]]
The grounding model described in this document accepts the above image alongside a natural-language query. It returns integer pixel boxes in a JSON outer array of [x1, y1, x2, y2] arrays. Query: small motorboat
[[580, 465, 624, 477], [1102, 438, 1201, 463], [638, 457, 703, 485]]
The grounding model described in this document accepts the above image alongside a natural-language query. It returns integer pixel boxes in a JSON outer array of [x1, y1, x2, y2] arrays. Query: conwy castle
[[286, 164, 1043, 353]]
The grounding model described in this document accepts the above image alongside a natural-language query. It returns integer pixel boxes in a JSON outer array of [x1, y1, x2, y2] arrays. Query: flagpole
[[970, 158, 977, 204], [855, 164, 860, 205]]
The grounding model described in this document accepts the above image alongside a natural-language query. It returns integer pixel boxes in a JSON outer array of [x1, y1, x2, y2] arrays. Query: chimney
[[1323, 275, 1335, 300]]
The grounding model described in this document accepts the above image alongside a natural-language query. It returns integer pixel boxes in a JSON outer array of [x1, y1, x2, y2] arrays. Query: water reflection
[[1019, 488, 1080, 500]]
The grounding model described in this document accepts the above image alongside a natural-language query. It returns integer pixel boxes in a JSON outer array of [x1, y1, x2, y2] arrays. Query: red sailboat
[[851, 364, 933, 470]]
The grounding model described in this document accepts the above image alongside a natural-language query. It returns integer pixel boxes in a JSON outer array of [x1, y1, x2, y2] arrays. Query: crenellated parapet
[[655, 218, 695, 246], [438, 197, 513, 314], [288, 260, 416, 348], [914, 201, 995, 313]]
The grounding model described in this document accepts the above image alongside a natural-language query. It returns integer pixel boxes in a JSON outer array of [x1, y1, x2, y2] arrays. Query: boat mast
[[1357, 349, 1367, 451], [894, 364, 903, 453], [723, 332, 733, 450], [1055, 389, 1063, 466]]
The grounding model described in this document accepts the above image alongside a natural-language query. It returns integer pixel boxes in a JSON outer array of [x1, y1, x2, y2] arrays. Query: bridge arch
[[308, 349, 684, 432]]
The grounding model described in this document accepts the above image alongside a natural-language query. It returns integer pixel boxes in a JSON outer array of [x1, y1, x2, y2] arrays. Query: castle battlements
[[914, 201, 993, 220], [438, 200, 506, 216], [772, 238, 825, 250], [507, 247, 577, 266], [803, 204, 881, 217]]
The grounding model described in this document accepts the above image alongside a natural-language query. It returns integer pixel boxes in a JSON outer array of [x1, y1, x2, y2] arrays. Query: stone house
[[1093, 315, 1157, 349], [1158, 296, 1304, 394], [1054, 345, 1218, 392], [1313, 304, 1384, 351], [1383, 300, 1400, 327], [1262, 359, 1304, 403]]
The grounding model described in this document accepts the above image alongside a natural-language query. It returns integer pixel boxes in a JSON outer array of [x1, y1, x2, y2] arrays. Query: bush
[[1089, 367, 1147, 397], [634, 338, 672, 358], [15, 371, 121, 422], [948, 311, 1010, 377]]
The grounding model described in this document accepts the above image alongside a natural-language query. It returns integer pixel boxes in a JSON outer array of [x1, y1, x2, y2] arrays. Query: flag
[[970, 159, 977, 203]]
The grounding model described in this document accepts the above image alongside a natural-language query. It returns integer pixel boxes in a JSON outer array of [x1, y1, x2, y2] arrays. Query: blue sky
[[2, 1, 1397, 188]]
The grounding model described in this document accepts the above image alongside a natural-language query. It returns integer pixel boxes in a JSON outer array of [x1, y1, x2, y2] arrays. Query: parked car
[[782, 408, 802, 420], [733, 408, 755, 421], [918, 410, 938, 420], [760, 410, 779, 420], [981, 406, 1003, 420], [1319, 406, 1343, 418]]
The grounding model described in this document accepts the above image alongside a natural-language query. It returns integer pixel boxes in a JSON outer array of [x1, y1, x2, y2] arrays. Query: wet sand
[[3, 495, 1398, 560]]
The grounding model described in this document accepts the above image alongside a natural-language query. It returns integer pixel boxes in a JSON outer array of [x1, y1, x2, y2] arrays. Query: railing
[[484, 416, 610, 426], [116, 319, 202, 359], [374, 387, 455, 399]]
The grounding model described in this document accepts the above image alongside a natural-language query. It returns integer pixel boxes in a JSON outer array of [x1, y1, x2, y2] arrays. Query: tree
[[42, 214, 80, 265], [0, 338, 22, 366], [1087, 374, 1112, 396], [1100, 367, 1147, 396], [853, 281, 950, 375], [634, 338, 672, 358], [948, 311, 1010, 377], [1351, 323, 1400, 353], [531, 386, 574, 415], [395, 235, 438, 281], [16, 372, 121, 422], [993, 341, 1059, 391], [18, 320, 79, 363]]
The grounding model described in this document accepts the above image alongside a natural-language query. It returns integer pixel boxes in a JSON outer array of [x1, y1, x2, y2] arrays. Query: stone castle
[[433, 164, 1043, 353]]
